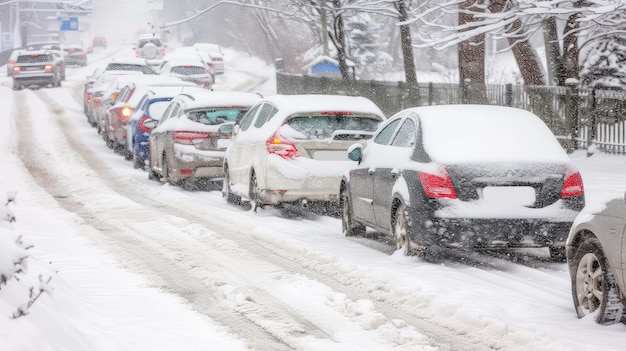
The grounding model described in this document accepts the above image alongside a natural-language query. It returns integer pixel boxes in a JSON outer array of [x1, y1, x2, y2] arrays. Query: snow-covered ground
[[2, 1, 626, 349]]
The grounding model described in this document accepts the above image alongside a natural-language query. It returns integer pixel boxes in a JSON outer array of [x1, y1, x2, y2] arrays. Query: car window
[[391, 119, 417, 148], [187, 108, 248, 125], [159, 103, 175, 124], [16, 54, 52, 63], [170, 66, 207, 75], [253, 104, 277, 128], [147, 101, 171, 120], [239, 104, 261, 131], [106, 63, 155, 74], [374, 118, 402, 145], [282, 114, 380, 140]]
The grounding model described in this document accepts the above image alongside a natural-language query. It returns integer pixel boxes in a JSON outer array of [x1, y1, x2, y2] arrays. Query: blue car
[[126, 86, 209, 169]]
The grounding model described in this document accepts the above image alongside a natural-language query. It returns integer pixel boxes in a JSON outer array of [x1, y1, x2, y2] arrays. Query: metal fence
[[277, 72, 626, 154]]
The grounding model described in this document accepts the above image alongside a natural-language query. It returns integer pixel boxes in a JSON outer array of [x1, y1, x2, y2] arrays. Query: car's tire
[[222, 165, 241, 205], [393, 203, 418, 256], [249, 172, 263, 211], [340, 186, 365, 237], [147, 157, 159, 181], [133, 150, 145, 170], [571, 237, 625, 325], [549, 245, 567, 262]]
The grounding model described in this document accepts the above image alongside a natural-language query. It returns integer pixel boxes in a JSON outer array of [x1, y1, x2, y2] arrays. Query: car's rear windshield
[[282, 114, 380, 140], [106, 63, 155, 74], [170, 66, 207, 75], [187, 108, 248, 125], [16, 54, 52, 63]]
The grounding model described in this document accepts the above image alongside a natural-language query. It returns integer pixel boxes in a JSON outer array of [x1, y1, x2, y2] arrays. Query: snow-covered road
[[2, 43, 626, 350]]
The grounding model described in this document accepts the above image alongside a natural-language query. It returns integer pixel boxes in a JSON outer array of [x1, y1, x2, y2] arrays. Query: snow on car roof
[[262, 94, 385, 118], [178, 91, 263, 110], [406, 104, 570, 164], [108, 57, 151, 65]]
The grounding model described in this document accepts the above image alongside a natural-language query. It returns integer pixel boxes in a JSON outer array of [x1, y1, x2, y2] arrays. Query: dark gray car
[[341, 105, 585, 261]]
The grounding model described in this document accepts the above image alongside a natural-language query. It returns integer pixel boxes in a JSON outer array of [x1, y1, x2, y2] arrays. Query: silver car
[[567, 194, 626, 325]]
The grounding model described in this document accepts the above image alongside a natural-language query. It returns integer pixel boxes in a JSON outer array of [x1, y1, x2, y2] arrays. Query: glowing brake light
[[13, 66, 21, 72], [266, 131, 299, 159], [561, 168, 584, 198], [8, 59, 14, 64], [121, 106, 133, 119], [86, 92, 92, 104], [43, 64, 53, 71], [173, 131, 211, 145], [418, 168, 457, 199]]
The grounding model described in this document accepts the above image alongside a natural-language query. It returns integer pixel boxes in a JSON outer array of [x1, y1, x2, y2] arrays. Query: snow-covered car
[[6, 49, 20, 77], [84, 70, 145, 127], [160, 47, 215, 79], [566, 194, 626, 325], [222, 94, 385, 213], [127, 85, 210, 170], [101, 75, 197, 155], [193, 43, 224, 75], [12, 50, 64, 90], [149, 91, 262, 189], [340, 105, 585, 261], [158, 59, 213, 89], [134, 34, 166, 65], [62, 45, 88, 66]]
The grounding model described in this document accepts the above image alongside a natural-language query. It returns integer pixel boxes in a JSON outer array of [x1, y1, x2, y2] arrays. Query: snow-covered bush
[[0, 190, 52, 319]]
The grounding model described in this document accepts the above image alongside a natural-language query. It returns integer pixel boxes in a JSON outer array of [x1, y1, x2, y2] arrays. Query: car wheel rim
[[394, 207, 407, 250], [576, 252, 603, 314]]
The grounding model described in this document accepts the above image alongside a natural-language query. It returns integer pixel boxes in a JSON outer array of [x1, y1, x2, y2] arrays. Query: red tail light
[[8, 59, 14, 64], [44, 64, 53, 71], [173, 131, 211, 145], [561, 168, 584, 198], [418, 168, 457, 199], [87, 92, 92, 104], [121, 106, 133, 119], [138, 115, 152, 132], [94, 98, 101, 104], [161, 48, 166, 56], [266, 131, 299, 159], [135, 50, 139, 57]]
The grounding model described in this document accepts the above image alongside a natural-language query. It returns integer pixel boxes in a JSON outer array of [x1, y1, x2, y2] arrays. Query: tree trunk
[[563, 12, 581, 83], [331, 0, 351, 80], [396, 0, 417, 84], [489, 0, 545, 85], [457, 0, 485, 84], [543, 16, 565, 85]]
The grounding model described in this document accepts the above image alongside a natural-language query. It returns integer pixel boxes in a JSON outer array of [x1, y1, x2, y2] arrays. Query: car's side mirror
[[219, 123, 234, 135], [347, 144, 362, 163]]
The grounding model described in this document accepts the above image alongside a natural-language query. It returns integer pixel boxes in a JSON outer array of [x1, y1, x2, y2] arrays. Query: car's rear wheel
[[393, 204, 418, 256], [222, 165, 241, 205], [571, 237, 625, 325], [249, 172, 263, 211], [133, 148, 145, 170], [340, 186, 365, 237], [147, 157, 159, 181]]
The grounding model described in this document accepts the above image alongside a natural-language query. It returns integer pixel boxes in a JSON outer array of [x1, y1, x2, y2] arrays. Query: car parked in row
[[135, 33, 166, 65], [127, 85, 210, 170], [158, 59, 213, 89], [340, 104, 585, 261], [149, 91, 262, 190], [222, 94, 385, 213], [567, 193, 626, 325], [101, 75, 197, 155], [193, 43, 224, 75]]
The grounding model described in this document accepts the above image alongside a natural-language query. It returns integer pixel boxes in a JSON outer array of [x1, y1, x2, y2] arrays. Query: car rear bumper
[[169, 146, 225, 181], [257, 157, 353, 204], [407, 203, 578, 249], [14, 73, 56, 85]]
